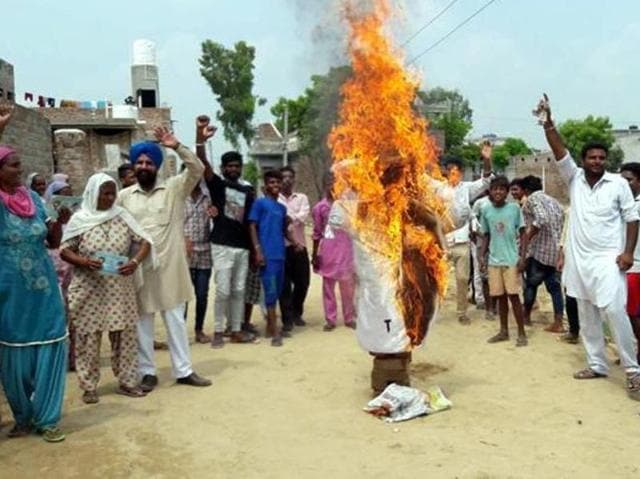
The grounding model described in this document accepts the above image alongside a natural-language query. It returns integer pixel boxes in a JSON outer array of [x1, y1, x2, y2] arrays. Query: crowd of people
[[1, 94, 640, 443]]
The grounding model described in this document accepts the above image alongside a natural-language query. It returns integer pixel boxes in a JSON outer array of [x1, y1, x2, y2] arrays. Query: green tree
[[416, 87, 473, 151], [269, 66, 352, 197], [450, 142, 481, 168], [270, 95, 311, 134], [492, 137, 532, 171], [242, 160, 260, 189], [558, 116, 624, 171], [199, 40, 266, 149]]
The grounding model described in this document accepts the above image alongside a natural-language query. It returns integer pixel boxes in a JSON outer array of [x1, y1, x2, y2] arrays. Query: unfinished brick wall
[[1, 104, 53, 179], [511, 153, 569, 205]]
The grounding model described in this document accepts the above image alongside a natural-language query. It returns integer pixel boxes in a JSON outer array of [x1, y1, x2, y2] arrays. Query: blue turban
[[129, 142, 164, 168]]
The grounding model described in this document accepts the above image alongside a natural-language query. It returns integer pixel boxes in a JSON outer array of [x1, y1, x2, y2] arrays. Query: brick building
[[505, 151, 569, 204]]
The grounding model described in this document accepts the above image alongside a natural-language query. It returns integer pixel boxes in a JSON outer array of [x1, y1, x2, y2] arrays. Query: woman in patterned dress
[[61, 173, 153, 403], [0, 144, 68, 443]]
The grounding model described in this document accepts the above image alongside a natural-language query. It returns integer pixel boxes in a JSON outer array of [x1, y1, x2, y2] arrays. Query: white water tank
[[132, 39, 157, 66]]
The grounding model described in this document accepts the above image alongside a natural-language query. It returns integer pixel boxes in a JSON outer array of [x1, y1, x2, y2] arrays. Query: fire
[[329, 0, 449, 347]]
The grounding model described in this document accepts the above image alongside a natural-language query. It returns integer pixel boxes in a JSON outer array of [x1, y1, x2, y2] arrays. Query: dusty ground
[[2, 271, 639, 479]]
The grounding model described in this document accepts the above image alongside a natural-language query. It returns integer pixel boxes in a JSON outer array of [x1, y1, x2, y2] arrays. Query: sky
[[3, 0, 640, 160]]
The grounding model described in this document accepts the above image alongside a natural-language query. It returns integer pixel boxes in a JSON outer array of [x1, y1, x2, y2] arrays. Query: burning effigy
[[328, 0, 461, 394]]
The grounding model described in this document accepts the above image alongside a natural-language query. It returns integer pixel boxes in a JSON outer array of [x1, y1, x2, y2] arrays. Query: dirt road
[[2, 273, 639, 478]]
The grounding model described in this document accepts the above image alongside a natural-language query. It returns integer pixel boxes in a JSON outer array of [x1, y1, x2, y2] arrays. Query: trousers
[[0, 340, 67, 429], [138, 304, 193, 379], [524, 258, 564, 315], [449, 243, 470, 316], [75, 326, 138, 392], [280, 246, 311, 326], [212, 245, 248, 333], [577, 298, 640, 376], [470, 242, 485, 305], [189, 268, 212, 332], [323, 277, 356, 325]]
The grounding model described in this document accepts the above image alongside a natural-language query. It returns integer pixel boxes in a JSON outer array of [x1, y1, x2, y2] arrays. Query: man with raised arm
[[118, 127, 212, 392], [537, 94, 640, 399]]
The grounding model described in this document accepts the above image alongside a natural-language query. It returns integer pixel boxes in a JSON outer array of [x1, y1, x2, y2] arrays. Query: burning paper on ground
[[364, 383, 452, 423]]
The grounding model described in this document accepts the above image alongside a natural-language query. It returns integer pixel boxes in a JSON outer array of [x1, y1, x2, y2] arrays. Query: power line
[[408, 0, 499, 64], [401, 0, 461, 47]]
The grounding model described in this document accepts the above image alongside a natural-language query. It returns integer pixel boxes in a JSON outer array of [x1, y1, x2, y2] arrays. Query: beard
[[136, 170, 157, 189]]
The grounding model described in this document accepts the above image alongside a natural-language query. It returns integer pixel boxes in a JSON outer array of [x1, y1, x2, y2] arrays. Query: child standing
[[249, 170, 302, 346], [311, 173, 356, 331], [479, 176, 528, 347]]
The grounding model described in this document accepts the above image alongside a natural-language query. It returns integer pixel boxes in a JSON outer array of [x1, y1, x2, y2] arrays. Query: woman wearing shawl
[[61, 173, 152, 403], [0, 145, 68, 443]]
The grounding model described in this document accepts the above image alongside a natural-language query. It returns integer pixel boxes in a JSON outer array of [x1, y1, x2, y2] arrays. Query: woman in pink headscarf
[[0, 143, 69, 442]]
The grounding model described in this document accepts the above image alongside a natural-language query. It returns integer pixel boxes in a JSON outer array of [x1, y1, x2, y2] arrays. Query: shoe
[[177, 372, 212, 387], [211, 333, 225, 349], [293, 317, 307, 327], [323, 324, 336, 332], [627, 373, 640, 401], [7, 424, 31, 438], [140, 374, 159, 393], [195, 331, 212, 344], [345, 322, 356, 330], [271, 335, 283, 347]]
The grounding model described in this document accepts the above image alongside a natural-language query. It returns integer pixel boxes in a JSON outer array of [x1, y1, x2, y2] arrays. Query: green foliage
[[450, 142, 481, 168], [269, 66, 352, 196], [492, 137, 532, 171], [199, 40, 265, 149], [416, 87, 473, 151], [242, 160, 260, 189], [558, 116, 624, 171], [270, 95, 311, 134]]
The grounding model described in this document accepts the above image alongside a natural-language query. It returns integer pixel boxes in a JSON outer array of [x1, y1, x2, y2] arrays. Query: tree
[[270, 66, 352, 198], [270, 95, 311, 135], [492, 137, 532, 171], [242, 160, 260, 189], [558, 116, 624, 171], [199, 40, 266, 149], [449, 142, 481, 169], [416, 87, 473, 151]]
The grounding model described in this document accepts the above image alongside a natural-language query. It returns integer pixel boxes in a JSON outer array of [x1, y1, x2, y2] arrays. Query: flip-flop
[[573, 368, 607, 380], [117, 386, 147, 398], [487, 332, 509, 343]]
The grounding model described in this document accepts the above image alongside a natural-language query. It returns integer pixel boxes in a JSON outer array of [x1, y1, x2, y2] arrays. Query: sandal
[[230, 332, 259, 344], [573, 368, 607, 380], [38, 426, 66, 443], [544, 323, 566, 333], [117, 385, 147, 398], [487, 332, 509, 344], [627, 374, 640, 401], [82, 391, 99, 404], [8, 423, 31, 438], [516, 335, 528, 347]]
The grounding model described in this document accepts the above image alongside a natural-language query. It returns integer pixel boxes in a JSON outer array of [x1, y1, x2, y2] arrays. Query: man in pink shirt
[[278, 166, 311, 333]]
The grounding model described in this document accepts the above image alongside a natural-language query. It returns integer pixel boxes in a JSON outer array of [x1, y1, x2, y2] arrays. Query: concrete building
[[0, 59, 15, 102], [613, 126, 640, 163], [248, 123, 300, 172]]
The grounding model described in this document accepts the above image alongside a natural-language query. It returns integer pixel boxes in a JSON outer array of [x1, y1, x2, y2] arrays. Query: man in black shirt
[[195, 116, 256, 348]]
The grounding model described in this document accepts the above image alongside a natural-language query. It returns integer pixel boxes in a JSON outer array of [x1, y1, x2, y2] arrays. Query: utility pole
[[282, 105, 289, 167]]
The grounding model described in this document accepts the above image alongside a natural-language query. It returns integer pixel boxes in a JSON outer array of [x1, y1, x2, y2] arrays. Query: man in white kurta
[[538, 95, 640, 398], [118, 128, 211, 391]]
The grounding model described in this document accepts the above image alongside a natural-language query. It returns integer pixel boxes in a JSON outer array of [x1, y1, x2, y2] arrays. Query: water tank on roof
[[132, 39, 157, 66]]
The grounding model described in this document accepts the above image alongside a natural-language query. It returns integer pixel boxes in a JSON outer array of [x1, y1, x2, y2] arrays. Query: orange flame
[[329, 0, 449, 347]]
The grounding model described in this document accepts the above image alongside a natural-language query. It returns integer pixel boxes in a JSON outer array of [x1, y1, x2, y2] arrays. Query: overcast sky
[[3, 0, 639, 160]]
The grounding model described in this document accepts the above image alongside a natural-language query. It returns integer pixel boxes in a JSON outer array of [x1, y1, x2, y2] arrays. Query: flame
[[329, 0, 449, 348]]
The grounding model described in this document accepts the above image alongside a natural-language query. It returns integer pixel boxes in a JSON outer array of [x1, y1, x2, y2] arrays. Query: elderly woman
[[61, 173, 153, 403], [27, 173, 47, 197], [0, 145, 68, 442]]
